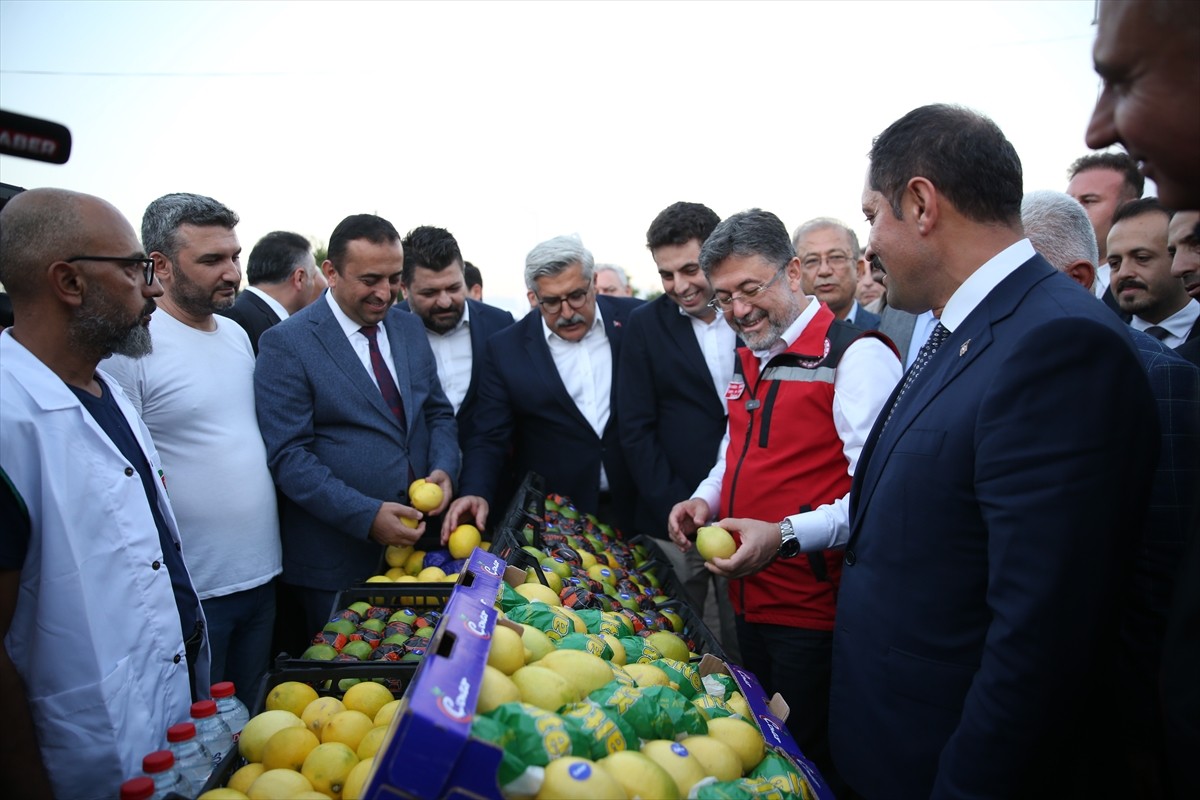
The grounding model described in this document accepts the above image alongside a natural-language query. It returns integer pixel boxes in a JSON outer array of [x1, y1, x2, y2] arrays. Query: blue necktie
[[883, 322, 951, 432]]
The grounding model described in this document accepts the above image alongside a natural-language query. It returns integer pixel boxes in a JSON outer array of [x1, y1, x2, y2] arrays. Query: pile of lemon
[[198, 680, 397, 800]]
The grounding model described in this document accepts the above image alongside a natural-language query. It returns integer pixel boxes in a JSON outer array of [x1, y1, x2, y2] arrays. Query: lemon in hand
[[448, 524, 482, 558], [408, 479, 444, 513]]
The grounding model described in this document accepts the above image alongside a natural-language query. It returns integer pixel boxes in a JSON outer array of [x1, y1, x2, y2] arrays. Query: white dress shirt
[[325, 292, 400, 389], [246, 285, 289, 320], [426, 301, 473, 413], [1093, 263, 1112, 299], [541, 307, 613, 490], [683, 305, 738, 412], [690, 296, 902, 546], [1130, 299, 1200, 349]]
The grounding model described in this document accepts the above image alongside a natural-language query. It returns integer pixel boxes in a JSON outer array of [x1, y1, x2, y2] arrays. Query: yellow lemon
[[247, 768, 313, 799], [302, 741, 360, 798], [321, 709, 375, 751], [539, 649, 615, 697], [404, 549, 426, 575], [356, 724, 390, 760], [261, 725, 320, 771], [408, 479, 444, 513], [266, 681, 320, 718], [301, 696, 346, 736], [536, 756, 625, 799], [487, 624, 526, 675], [696, 525, 737, 560], [342, 681, 393, 721], [198, 791, 250, 800], [705, 717, 765, 772], [645, 631, 690, 663], [598, 751, 680, 800], [239, 709, 305, 763], [385, 566, 407, 581], [417, 565, 446, 582], [679, 735, 742, 781], [515, 582, 561, 606], [373, 699, 402, 728], [624, 663, 671, 687], [448, 524, 482, 558], [226, 763, 265, 795], [511, 664, 578, 711], [342, 756, 375, 800], [477, 664, 522, 714], [640, 740, 707, 797], [385, 544, 413, 568]]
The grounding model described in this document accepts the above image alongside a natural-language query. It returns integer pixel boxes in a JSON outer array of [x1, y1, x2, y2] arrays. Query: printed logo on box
[[434, 677, 474, 722], [477, 557, 502, 577], [460, 606, 493, 639]]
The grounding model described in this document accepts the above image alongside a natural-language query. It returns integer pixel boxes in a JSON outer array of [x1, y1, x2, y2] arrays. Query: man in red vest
[[668, 208, 900, 790]]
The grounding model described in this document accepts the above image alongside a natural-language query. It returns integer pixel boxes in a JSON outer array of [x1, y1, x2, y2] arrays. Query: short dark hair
[[1067, 152, 1145, 200], [647, 202, 721, 251], [869, 104, 1023, 226], [246, 231, 312, 285], [1111, 196, 1168, 226], [699, 209, 795, 276], [463, 261, 482, 290], [142, 193, 239, 262], [326, 214, 400, 274], [400, 226, 463, 285]]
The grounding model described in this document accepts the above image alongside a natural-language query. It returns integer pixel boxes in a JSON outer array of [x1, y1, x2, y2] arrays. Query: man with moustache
[[792, 217, 881, 329], [0, 188, 209, 799], [105, 193, 279, 705], [445, 235, 642, 537], [398, 225, 513, 448], [667, 209, 901, 791]]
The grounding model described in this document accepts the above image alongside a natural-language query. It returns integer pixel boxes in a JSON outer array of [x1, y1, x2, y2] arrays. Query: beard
[[423, 303, 465, 334], [71, 292, 156, 359], [735, 293, 800, 351], [169, 262, 235, 316]]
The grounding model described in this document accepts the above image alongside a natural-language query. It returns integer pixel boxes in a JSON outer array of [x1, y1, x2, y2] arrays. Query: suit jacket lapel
[[311, 302, 404, 434], [523, 315, 592, 430], [465, 300, 487, 411], [247, 291, 281, 325], [384, 312, 413, 437]]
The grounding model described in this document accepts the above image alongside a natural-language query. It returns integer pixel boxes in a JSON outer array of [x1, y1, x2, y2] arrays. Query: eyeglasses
[[708, 269, 786, 310], [800, 252, 852, 271], [67, 256, 155, 285], [537, 286, 591, 314]]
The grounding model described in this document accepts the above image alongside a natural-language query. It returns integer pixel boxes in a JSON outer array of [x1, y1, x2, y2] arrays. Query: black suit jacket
[[459, 295, 642, 529], [616, 296, 734, 538], [396, 298, 515, 449], [219, 289, 281, 355]]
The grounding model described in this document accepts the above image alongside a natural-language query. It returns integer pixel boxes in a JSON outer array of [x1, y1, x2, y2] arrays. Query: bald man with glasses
[[444, 234, 642, 538]]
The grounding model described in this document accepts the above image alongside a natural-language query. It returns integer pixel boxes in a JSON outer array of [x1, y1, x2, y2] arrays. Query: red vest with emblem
[[721, 303, 883, 629]]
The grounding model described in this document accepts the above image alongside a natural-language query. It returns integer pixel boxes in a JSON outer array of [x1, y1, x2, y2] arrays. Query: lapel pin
[[959, 339, 971, 357]]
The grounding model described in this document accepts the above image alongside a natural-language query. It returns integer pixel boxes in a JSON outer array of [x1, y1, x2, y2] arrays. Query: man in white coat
[[0, 188, 209, 799]]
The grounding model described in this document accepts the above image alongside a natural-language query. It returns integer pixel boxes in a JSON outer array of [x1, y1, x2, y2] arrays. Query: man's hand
[[441, 495, 490, 544], [667, 498, 711, 552], [369, 502, 424, 547], [705, 517, 782, 579], [425, 469, 453, 516]]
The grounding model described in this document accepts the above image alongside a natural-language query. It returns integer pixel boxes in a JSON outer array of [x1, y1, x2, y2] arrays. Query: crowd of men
[[2, 2, 1199, 798]]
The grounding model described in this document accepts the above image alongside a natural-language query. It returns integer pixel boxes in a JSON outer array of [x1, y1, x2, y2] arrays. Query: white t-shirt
[[105, 311, 281, 599]]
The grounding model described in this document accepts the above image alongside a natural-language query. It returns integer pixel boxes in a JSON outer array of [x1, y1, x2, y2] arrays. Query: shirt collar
[[541, 304, 605, 344], [751, 295, 819, 361], [245, 285, 289, 320], [325, 290, 381, 339], [1132, 298, 1200, 338], [939, 239, 1035, 333]]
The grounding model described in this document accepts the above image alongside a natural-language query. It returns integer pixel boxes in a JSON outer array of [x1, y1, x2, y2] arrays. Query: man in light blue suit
[[255, 214, 459, 635]]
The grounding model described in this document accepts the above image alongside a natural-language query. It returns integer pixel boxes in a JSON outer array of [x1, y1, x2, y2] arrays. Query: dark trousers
[[734, 617, 844, 796], [288, 584, 339, 647]]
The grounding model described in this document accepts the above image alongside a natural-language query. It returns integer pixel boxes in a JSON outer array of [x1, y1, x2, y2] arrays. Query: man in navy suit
[[832, 104, 1159, 797], [617, 201, 740, 660], [793, 218, 881, 331], [396, 225, 514, 449], [255, 214, 460, 634], [443, 235, 641, 537], [220, 231, 325, 354]]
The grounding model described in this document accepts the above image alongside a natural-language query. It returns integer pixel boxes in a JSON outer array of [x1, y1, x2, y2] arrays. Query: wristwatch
[[778, 518, 800, 559]]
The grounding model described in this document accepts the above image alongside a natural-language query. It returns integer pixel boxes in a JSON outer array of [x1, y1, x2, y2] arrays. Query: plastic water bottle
[[119, 776, 154, 800], [211, 681, 250, 743], [140, 750, 187, 800], [166, 721, 214, 795], [190, 699, 234, 772]]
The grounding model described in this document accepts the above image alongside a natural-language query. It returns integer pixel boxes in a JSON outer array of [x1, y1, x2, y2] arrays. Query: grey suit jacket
[[254, 295, 460, 590], [877, 305, 918, 362]]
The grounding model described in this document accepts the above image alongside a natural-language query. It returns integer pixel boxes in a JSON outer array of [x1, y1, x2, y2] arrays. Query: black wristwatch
[[778, 518, 800, 559]]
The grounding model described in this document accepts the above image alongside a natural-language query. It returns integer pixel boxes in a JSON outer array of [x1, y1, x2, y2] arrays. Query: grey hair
[[141, 193, 239, 262], [524, 234, 594, 292], [700, 209, 796, 277], [0, 187, 87, 298], [594, 263, 629, 289], [1020, 190, 1099, 276], [790, 217, 862, 259]]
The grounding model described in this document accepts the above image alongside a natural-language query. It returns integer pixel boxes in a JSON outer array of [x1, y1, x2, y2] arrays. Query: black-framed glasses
[[67, 256, 155, 285], [537, 286, 591, 314], [708, 269, 785, 311]]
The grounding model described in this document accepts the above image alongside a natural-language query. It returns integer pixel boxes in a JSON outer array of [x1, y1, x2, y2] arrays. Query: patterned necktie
[[359, 325, 407, 431], [1144, 325, 1170, 341], [882, 322, 951, 431]]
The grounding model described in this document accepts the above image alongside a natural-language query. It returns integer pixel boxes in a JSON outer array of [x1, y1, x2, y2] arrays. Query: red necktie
[[359, 325, 407, 432]]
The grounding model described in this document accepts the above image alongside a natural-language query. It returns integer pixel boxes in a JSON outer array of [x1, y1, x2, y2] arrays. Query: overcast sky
[[1, 0, 1107, 315]]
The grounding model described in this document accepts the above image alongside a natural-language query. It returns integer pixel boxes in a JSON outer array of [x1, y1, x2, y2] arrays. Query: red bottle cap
[[190, 698, 217, 718], [210, 681, 236, 698], [166, 722, 197, 742], [142, 749, 175, 773], [119, 777, 154, 800]]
